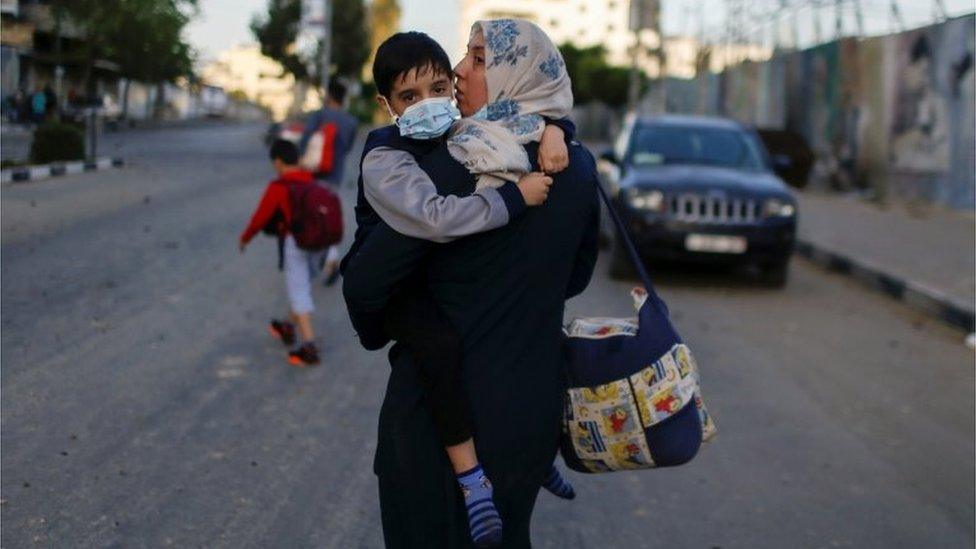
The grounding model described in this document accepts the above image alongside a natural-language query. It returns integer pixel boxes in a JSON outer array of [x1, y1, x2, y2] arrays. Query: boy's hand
[[538, 124, 569, 174], [517, 172, 553, 206]]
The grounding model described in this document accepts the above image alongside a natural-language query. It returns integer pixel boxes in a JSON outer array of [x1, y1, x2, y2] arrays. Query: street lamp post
[[628, 0, 663, 114], [627, 6, 643, 114], [320, 0, 332, 96]]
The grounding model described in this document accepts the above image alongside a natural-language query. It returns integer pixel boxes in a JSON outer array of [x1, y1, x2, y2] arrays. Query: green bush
[[30, 122, 85, 164], [559, 42, 646, 108]]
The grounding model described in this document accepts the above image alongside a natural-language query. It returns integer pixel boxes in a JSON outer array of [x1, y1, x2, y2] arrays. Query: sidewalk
[[795, 191, 975, 332], [1, 117, 263, 163]]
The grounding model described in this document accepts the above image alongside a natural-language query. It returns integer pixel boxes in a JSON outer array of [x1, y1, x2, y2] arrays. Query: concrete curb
[[1, 157, 124, 185], [795, 239, 975, 333]]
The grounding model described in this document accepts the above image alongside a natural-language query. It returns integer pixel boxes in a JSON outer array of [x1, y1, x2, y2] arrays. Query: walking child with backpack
[[239, 139, 343, 366]]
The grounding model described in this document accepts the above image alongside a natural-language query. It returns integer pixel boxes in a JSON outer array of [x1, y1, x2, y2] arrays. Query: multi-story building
[[458, 0, 661, 74], [0, 0, 120, 99], [457, 0, 771, 78], [201, 44, 321, 121]]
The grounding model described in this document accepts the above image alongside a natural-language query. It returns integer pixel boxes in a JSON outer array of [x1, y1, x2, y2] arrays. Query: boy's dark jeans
[[383, 288, 474, 447]]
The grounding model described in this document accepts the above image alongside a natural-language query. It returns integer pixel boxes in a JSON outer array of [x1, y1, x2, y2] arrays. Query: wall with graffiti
[[679, 14, 974, 209]]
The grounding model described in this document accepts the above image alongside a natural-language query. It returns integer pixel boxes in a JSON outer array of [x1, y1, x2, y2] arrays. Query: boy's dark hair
[[327, 80, 347, 104], [269, 139, 299, 165], [372, 32, 453, 98]]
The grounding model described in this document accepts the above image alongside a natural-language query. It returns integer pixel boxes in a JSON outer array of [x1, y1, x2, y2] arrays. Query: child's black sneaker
[[288, 343, 320, 367], [268, 320, 296, 346]]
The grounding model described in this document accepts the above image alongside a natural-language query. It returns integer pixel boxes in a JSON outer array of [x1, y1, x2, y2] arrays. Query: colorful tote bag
[[560, 183, 716, 473]]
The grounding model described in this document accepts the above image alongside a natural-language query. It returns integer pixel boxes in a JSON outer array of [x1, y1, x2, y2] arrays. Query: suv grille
[[669, 193, 760, 225]]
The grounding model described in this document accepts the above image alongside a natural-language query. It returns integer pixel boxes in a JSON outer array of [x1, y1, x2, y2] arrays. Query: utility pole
[[772, 3, 781, 51], [853, 0, 864, 36], [628, 0, 663, 114], [723, 0, 731, 68], [320, 0, 333, 96], [835, 0, 843, 39], [654, 0, 665, 114], [725, 0, 745, 66], [777, 0, 794, 51], [627, 0, 643, 113], [789, 0, 799, 49], [53, 4, 63, 116], [889, 0, 905, 32], [696, 3, 707, 114], [813, 0, 822, 44]]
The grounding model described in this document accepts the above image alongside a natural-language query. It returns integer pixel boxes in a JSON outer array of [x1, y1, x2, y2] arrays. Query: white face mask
[[384, 97, 461, 140]]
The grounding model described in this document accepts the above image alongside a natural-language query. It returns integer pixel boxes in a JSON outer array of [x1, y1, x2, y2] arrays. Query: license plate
[[685, 234, 748, 254]]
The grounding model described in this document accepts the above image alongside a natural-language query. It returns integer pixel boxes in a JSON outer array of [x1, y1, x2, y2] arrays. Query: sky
[[185, 0, 458, 65], [186, 0, 976, 65]]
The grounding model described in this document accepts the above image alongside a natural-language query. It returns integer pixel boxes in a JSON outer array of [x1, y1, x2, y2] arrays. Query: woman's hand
[[538, 124, 569, 174], [517, 172, 553, 206]]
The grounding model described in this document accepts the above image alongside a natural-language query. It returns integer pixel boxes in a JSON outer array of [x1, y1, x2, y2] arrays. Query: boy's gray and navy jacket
[[342, 134, 599, 547], [339, 119, 577, 280]]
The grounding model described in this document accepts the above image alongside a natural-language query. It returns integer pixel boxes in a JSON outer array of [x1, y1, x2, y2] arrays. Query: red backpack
[[287, 181, 343, 251], [299, 122, 338, 174]]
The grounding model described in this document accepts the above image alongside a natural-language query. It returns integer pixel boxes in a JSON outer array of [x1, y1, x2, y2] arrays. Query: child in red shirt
[[239, 139, 326, 366]]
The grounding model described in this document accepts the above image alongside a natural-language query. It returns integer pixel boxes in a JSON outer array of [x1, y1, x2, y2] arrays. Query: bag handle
[[593, 178, 668, 312]]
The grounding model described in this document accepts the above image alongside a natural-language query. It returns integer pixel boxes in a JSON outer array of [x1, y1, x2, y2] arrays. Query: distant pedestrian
[[239, 139, 332, 367], [30, 88, 46, 124], [43, 85, 57, 117], [298, 80, 358, 286], [14, 89, 28, 123]]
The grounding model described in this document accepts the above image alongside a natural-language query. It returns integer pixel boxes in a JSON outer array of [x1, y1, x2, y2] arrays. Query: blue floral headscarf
[[447, 19, 574, 188]]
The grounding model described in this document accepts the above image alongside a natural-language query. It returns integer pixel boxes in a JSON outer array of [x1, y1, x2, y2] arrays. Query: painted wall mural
[[674, 14, 975, 208]]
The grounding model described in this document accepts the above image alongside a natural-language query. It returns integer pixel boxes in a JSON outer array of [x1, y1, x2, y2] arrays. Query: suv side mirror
[[599, 148, 617, 165]]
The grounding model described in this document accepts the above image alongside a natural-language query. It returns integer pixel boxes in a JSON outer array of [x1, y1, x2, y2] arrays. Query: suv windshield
[[628, 125, 764, 170]]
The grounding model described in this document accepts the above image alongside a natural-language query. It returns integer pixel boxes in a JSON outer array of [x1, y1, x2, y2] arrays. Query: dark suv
[[599, 115, 797, 286]]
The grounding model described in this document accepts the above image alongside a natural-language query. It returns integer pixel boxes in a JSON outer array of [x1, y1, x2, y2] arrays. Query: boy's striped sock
[[456, 464, 503, 547], [541, 465, 576, 500]]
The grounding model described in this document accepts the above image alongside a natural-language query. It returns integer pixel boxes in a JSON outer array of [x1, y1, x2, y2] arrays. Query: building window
[[607, 24, 615, 32], [550, 18, 559, 28]]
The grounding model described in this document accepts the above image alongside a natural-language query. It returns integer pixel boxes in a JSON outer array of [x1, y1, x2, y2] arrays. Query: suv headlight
[[763, 198, 796, 217], [625, 189, 665, 212]]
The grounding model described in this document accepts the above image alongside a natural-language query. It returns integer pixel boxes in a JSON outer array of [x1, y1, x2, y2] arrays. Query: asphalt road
[[2, 122, 972, 548]]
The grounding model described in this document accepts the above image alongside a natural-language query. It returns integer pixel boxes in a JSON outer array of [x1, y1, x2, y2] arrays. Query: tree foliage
[[51, 0, 197, 89], [251, 0, 370, 84], [331, 0, 370, 78], [109, 0, 196, 84], [250, 0, 308, 81], [558, 43, 642, 107]]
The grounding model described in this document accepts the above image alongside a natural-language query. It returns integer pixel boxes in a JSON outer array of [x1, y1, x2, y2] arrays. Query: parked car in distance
[[598, 114, 798, 287], [62, 93, 123, 126]]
